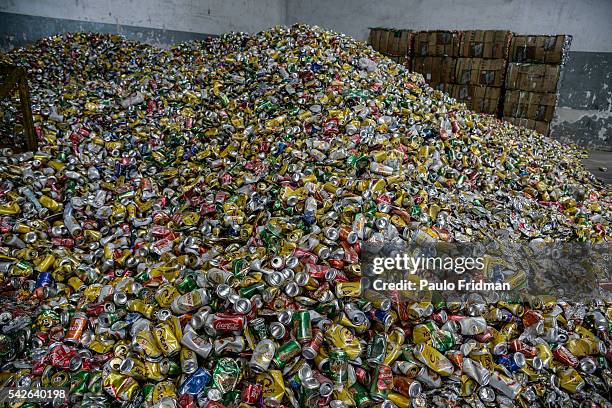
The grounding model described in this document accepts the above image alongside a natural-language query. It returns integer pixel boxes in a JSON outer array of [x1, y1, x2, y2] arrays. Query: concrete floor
[[582, 150, 612, 185]]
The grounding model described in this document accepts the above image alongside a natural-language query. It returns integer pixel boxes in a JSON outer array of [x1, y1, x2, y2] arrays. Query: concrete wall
[[0, 0, 286, 48], [554, 52, 611, 149], [286, 0, 612, 52], [286, 0, 612, 149]]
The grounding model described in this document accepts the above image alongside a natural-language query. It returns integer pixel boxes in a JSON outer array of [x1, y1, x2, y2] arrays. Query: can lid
[[269, 322, 286, 339], [233, 298, 252, 314], [379, 298, 392, 312], [302, 346, 317, 360], [346, 231, 358, 244], [329, 400, 347, 408], [493, 342, 508, 355], [160, 358, 172, 374], [190, 313, 205, 330], [281, 268, 295, 281], [270, 256, 284, 270], [69, 354, 82, 371], [156, 308, 172, 321], [113, 291, 128, 306], [530, 356, 543, 371], [285, 256, 299, 269], [182, 360, 197, 375], [207, 388, 223, 401], [374, 217, 388, 230], [477, 386, 496, 402], [319, 382, 334, 397], [298, 363, 313, 381], [578, 357, 597, 374], [284, 282, 300, 297], [408, 380, 422, 397], [267, 271, 285, 287], [294, 271, 309, 286], [513, 352, 526, 368], [119, 358, 134, 374], [302, 377, 319, 390], [349, 310, 368, 326], [216, 284, 231, 298], [324, 227, 339, 241], [159, 396, 178, 408], [278, 310, 293, 325]]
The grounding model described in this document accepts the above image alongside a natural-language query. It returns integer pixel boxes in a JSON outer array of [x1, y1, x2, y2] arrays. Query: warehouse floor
[[583, 150, 612, 185]]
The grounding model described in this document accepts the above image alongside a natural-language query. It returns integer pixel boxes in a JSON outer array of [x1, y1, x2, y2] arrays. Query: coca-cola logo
[[214, 321, 241, 331]]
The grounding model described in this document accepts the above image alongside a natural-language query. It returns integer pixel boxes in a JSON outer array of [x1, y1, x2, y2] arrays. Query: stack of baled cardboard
[[368, 28, 413, 66], [410, 30, 511, 115], [368, 29, 572, 135], [503, 35, 572, 135]]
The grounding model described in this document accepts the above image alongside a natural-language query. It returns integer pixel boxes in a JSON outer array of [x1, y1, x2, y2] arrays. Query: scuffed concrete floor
[[582, 150, 612, 185]]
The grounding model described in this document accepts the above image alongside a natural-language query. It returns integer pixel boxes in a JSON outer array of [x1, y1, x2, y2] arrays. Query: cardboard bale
[[510, 34, 572, 64], [414, 31, 461, 57], [506, 63, 560, 93], [412, 57, 456, 84], [470, 85, 502, 115], [369, 28, 390, 54], [447, 84, 501, 114], [369, 28, 413, 56], [387, 30, 413, 56], [503, 90, 557, 122], [504, 116, 550, 135], [459, 30, 512, 59], [455, 58, 506, 87], [369, 29, 382, 52]]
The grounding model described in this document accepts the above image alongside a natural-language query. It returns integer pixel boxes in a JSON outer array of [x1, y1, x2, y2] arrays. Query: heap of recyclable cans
[[0, 24, 610, 408]]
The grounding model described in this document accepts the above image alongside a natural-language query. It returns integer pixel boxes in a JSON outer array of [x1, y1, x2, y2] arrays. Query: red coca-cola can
[[509, 339, 537, 358], [354, 366, 371, 386], [49, 344, 82, 370], [48, 326, 65, 343], [51, 237, 74, 248], [212, 313, 246, 332], [92, 351, 114, 364], [306, 263, 329, 279], [328, 259, 345, 269], [241, 382, 262, 404], [376, 364, 393, 390], [31, 361, 46, 376], [178, 394, 197, 408], [553, 345, 578, 367]]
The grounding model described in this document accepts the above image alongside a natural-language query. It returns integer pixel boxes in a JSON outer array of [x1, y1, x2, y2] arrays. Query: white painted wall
[[286, 0, 612, 53], [0, 0, 286, 34]]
